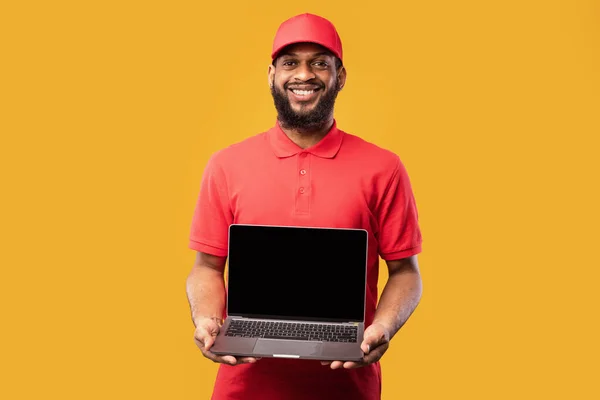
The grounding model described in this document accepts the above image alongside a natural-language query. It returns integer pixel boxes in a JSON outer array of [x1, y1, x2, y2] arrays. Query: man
[[186, 13, 423, 400]]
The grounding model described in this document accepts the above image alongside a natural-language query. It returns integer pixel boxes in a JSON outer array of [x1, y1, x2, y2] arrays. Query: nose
[[293, 61, 316, 81]]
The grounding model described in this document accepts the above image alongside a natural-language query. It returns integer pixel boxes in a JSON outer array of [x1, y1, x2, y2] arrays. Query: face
[[268, 43, 346, 130]]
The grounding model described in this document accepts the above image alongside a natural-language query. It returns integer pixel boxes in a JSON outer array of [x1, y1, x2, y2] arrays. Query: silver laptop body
[[210, 224, 368, 361]]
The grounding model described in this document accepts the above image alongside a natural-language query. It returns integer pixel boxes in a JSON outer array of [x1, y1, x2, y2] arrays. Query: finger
[[320, 360, 332, 366], [194, 328, 210, 350], [329, 361, 344, 369], [362, 342, 389, 365], [194, 330, 243, 366], [361, 331, 387, 354], [361, 342, 371, 354], [220, 355, 238, 365], [237, 357, 259, 364], [194, 331, 225, 363], [204, 336, 216, 352], [198, 347, 223, 364], [205, 350, 248, 366], [217, 355, 263, 366], [343, 361, 363, 369], [194, 327, 213, 350]]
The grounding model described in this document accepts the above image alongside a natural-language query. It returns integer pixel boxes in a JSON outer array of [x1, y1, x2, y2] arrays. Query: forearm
[[372, 262, 422, 339], [186, 266, 226, 327]]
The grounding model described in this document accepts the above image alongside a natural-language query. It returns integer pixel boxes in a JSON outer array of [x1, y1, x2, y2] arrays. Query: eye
[[313, 61, 329, 69], [281, 60, 297, 67]]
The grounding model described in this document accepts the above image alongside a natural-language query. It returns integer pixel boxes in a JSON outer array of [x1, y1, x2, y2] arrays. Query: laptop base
[[210, 316, 365, 361]]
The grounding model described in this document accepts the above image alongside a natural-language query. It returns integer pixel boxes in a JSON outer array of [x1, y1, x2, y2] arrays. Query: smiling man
[[186, 13, 423, 400], [270, 44, 344, 134]]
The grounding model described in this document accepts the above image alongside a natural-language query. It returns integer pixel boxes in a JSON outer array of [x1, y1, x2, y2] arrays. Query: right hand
[[193, 317, 260, 366]]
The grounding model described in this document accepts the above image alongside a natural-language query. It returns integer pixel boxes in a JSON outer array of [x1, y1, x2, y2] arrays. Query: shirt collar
[[267, 119, 344, 159]]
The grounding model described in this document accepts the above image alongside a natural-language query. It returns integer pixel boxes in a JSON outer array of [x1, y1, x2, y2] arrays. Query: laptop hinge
[[229, 316, 361, 324]]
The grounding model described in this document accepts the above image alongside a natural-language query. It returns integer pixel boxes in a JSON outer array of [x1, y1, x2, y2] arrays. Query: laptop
[[210, 224, 368, 361]]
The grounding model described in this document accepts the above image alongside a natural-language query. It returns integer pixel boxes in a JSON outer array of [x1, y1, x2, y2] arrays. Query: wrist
[[193, 315, 223, 327], [371, 319, 394, 339]]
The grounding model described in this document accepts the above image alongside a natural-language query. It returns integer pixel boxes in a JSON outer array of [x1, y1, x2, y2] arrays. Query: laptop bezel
[[225, 223, 368, 323]]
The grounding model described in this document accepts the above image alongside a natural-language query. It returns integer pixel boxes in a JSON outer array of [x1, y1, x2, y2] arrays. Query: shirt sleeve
[[188, 153, 233, 257], [377, 157, 423, 260]]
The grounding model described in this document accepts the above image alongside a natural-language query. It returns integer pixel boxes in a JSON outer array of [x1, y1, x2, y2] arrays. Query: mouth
[[287, 86, 322, 102]]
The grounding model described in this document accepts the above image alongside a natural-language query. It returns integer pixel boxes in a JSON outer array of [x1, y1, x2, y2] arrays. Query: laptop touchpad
[[254, 339, 322, 357]]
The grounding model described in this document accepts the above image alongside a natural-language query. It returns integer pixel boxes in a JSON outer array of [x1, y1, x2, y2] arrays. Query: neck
[[279, 117, 334, 149]]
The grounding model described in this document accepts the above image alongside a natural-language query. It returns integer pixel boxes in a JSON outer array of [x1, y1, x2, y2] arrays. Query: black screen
[[227, 225, 367, 322]]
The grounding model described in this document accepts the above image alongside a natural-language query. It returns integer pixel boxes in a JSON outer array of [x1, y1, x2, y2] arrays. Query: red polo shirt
[[189, 120, 422, 400]]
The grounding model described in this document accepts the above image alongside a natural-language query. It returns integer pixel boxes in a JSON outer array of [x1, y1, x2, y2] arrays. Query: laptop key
[[264, 335, 309, 341]]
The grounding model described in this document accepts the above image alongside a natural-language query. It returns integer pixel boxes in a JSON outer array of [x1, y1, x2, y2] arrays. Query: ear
[[268, 64, 275, 89], [337, 66, 347, 91]]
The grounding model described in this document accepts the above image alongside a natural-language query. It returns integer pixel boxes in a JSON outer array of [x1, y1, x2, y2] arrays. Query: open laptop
[[210, 224, 368, 361]]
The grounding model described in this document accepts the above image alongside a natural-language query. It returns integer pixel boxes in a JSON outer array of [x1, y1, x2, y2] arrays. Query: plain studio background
[[1, 1, 598, 399]]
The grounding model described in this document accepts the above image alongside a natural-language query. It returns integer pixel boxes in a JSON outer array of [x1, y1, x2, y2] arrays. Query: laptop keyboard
[[225, 320, 358, 342]]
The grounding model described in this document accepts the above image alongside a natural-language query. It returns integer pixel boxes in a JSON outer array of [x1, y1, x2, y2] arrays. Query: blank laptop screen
[[227, 225, 367, 322]]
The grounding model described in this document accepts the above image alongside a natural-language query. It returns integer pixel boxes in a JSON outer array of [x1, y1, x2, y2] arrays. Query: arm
[[324, 157, 423, 369], [186, 251, 259, 365], [372, 255, 422, 341], [186, 251, 227, 327]]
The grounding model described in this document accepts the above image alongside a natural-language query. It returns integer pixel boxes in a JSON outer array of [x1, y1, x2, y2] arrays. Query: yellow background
[[1, 0, 599, 399]]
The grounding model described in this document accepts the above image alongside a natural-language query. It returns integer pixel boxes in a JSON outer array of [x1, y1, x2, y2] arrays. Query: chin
[[291, 102, 317, 113]]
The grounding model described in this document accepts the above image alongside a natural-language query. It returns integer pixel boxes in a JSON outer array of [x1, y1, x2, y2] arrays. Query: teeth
[[292, 89, 315, 96]]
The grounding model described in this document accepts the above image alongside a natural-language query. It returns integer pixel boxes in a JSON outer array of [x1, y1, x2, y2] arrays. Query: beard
[[270, 81, 341, 131]]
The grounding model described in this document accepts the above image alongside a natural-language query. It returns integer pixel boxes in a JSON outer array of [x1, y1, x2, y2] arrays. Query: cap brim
[[271, 40, 341, 61]]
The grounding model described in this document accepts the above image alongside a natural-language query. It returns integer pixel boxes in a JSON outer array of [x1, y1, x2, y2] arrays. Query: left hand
[[321, 322, 390, 369]]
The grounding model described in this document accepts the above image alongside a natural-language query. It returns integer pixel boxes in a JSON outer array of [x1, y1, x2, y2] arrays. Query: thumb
[[195, 326, 216, 350], [361, 341, 371, 354], [203, 334, 215, 351], [361, 327, 383, 354], [203, 320, 221, 349]]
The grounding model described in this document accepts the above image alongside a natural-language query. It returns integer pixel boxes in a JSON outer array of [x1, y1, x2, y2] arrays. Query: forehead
[[277, 42, 335, 59]]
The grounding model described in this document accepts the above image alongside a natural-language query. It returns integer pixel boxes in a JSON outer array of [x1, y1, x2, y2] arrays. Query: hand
[[321, 322, 390, 369], [194, 317, 261, 366]]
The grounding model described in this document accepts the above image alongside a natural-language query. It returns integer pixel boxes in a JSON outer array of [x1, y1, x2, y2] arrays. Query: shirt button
[[299, 152, 307, 158], [299, 187, 305, 194], [300, 169, 306, 175]]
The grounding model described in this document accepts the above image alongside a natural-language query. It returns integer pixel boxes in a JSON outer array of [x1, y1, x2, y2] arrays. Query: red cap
[[271, 13, 343, 62]]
